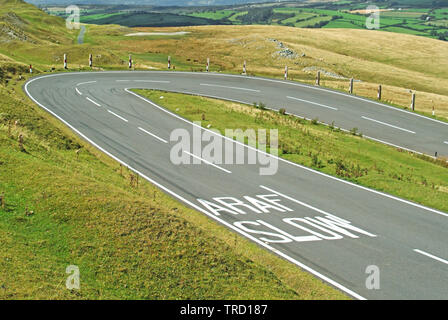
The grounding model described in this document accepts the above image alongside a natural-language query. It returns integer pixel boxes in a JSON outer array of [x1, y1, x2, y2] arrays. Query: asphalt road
[[25, 71, 448, 299]]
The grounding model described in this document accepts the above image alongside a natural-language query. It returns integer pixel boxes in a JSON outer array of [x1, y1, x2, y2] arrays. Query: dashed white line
[[200, 83, 260, 93], [116, 80, 131, 82], [361, 116, 416, 134], [75, 88, 82, 95], [107, 109, 128, 122], [138, 127, 168, 143], [86, 97, 101, 107], [76, 81, 97, 86], [444, 141, 448, 145], [134, 80, 170, 83], [414, 249, 448, 265], [183, 151, 232, 173], [287, 96, 338, 111]]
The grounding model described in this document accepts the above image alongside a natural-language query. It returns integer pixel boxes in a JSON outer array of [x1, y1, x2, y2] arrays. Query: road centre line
[[75, 87, 82, 95], [287, 96, 338, 111], [361, 116, 416, 134], [107, 109, 128, 122], [414, 249, 448, 265], [183, 151, 232, 174], [138, 127, 168, 143], [200, 83, 260, 92], [86, 97, 101, 107], [76, 81, 97, 86], [444, 141, 448, 145], [134, 80, 170, 83]]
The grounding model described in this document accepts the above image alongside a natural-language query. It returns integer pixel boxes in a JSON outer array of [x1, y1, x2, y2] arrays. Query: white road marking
[[126, 88, 448, 219], [183, 151, 232, 174], [86, 97, 101, 107], [75, 88, 82, 95], [76, 81, 97, 86], [138, 127, 168, 143], [287, 96, 338, 111], [444, 141, 448, 145], [134, 80, 170, 83], [25, 75, 368, 300], [116, 80, 131, 82], [361, 116, 416, 134], [414, 249, 448, 265], [200, 83, 260, 93], [107, 109, 128, 122]]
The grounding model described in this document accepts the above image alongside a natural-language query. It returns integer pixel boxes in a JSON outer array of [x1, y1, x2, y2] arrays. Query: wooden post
[[18, 134, 23, 151], [431, 100, 435, 116], [377, 85, 382, 100], [243, 60, 246, 75], [349, 78, 354, 94], [64, 54, 67, 69], [89, 54, 92, 68], [316, 71, 320, 86], [411, 92, 415, 111], [284, 65, 288, 80], [206, 58, 209, 72], [168, 56, 171, 69]]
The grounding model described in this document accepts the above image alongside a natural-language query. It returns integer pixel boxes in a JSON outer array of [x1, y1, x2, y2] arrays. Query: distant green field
[[188, 9, 236, 20], [44, 2, 448, 41]]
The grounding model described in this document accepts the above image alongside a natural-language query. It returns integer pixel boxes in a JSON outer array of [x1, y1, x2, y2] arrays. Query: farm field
[[42, 2, 448, 40]]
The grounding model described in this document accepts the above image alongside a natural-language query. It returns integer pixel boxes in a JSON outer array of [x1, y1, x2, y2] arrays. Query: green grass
[[188, 10, 236, 20], [133, 89, 448, 214], [0, 73, 346, 299]]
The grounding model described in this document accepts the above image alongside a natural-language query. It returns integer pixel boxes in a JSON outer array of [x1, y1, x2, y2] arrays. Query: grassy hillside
[[110, 25, 448, 119], [0, 0, 347, 299]]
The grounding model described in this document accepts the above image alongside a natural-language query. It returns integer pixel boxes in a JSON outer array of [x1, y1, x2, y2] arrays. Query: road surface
[[24, 71, 448, 299]]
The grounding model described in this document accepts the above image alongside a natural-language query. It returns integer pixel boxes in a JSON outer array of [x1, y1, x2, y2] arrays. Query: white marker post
[[284, 65, 288, 80], [377, 84, 382, 100], [64, 54, 67, 69], [411, 92, 416, 111], [89, 54, 92, 68], [168, 56, 171, 70], [129, 55, 132, 69], [243, 60, 246, 75], [206, 58, 209, 72], [29, 64, 32, 74]]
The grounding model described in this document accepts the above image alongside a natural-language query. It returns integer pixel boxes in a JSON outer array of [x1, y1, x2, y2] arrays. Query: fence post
[[411, 92, 415, 111], [284, 65, 288, 80], [89, 54, 92, 68], [128, 55, 132, 69], [168, 56, 171, 69], [377, 85, 382, 100], [316, 71, 320, 86], [64, 54, 67, 69], [349, 78, 354, 94], [206, 58, 209, 72], [243, 60, 246, 75]]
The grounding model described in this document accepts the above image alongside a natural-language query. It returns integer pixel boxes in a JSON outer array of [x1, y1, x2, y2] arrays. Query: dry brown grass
[[105, 25, 448, 119]]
